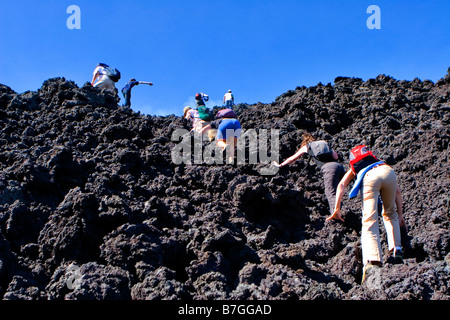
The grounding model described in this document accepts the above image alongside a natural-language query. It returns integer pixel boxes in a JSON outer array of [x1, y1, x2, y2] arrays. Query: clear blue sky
[[1, 1, 449, 116]]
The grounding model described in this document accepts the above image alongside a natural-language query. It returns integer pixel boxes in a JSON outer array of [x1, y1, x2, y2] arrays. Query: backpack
[[349, 145, 378, 173], [197, 106, 214, 121], [216, 108, 237, 119], [307, 140, 335, 167], [104, 67, 121, 82], [98, 63, 120, 82], [308, 141, 332, 159]]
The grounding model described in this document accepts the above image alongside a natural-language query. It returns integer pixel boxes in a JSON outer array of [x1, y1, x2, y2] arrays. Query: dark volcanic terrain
[[0, 69, 449, 300]]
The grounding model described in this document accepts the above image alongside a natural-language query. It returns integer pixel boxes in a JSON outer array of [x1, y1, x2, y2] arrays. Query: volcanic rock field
[[0, 69, 449, 300]]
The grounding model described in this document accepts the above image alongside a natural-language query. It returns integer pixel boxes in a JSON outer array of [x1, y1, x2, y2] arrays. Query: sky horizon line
[[1, 1, 448, 116]]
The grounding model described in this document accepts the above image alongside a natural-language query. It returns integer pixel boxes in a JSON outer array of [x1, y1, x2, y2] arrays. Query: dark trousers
[[122, 90, 131, 108], [225, 100, 234, 109], [321, 162, 346, 213]]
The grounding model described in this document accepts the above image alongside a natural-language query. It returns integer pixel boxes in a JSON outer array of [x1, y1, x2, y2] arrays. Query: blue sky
[[0, 1, 449, 116]]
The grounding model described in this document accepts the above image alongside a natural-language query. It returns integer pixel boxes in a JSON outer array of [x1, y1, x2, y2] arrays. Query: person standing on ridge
[[223, 90, 234, 109], [327, 144, 406, 284], [121, 79, 153, 108], [273, 133, 345, 215], [91, 63, 120, 92]]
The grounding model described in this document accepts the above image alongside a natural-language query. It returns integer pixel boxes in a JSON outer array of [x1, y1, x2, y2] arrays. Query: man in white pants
[[91, 64, 116, 92]]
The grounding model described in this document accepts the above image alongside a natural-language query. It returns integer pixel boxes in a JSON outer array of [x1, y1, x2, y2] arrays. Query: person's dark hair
[[301, 132, 315, 147], [130, 78, 136, 82]]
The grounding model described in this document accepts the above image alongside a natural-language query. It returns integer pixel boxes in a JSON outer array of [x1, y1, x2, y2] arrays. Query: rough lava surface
[[0, 69, 449, 300]]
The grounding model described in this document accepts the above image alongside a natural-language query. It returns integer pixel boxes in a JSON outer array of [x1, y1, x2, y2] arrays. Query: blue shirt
[[122, 81, 140, 94]]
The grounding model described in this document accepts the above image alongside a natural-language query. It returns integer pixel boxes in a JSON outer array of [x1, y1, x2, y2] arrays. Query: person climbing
[[197, 108, 240, 163], [184, 106, 203, 133], [91, 63, 120, 92], [215, 108, 241, 164], [195, 93, 214, 122], [121, 79, 153, 108], [184, 106, 198, 126], [273, 133, 345, 215], [326, 144, 406, 284], [183, 106, 216, 142], [223, 90, 234, 109], [195, 92, 209, 107]]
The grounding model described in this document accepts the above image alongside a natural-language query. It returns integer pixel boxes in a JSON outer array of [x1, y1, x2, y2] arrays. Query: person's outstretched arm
[[273, 145, 307, 167]]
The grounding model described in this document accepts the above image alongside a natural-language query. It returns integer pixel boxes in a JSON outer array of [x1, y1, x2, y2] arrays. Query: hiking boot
[[387, 249, 404, 264], [361, 262, 381, 285]]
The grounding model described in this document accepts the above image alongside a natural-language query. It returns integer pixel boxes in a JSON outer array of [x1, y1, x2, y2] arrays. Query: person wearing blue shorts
[[217, 118, 242, 141], [215, 110, 241, 163]]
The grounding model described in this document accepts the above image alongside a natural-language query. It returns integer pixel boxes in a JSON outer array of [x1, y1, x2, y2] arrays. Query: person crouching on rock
[[91, 63, 117, 92], [199, 108, 241, 164], [184, 106, 216, 141], [327, 144, 406, 284], [273, 132, 345, 215]]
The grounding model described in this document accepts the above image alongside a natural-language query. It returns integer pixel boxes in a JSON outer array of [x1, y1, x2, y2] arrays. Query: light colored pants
[[94, 77, 115, 92], [193, 120, 209, 133], [361, 164, 401, 264]]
